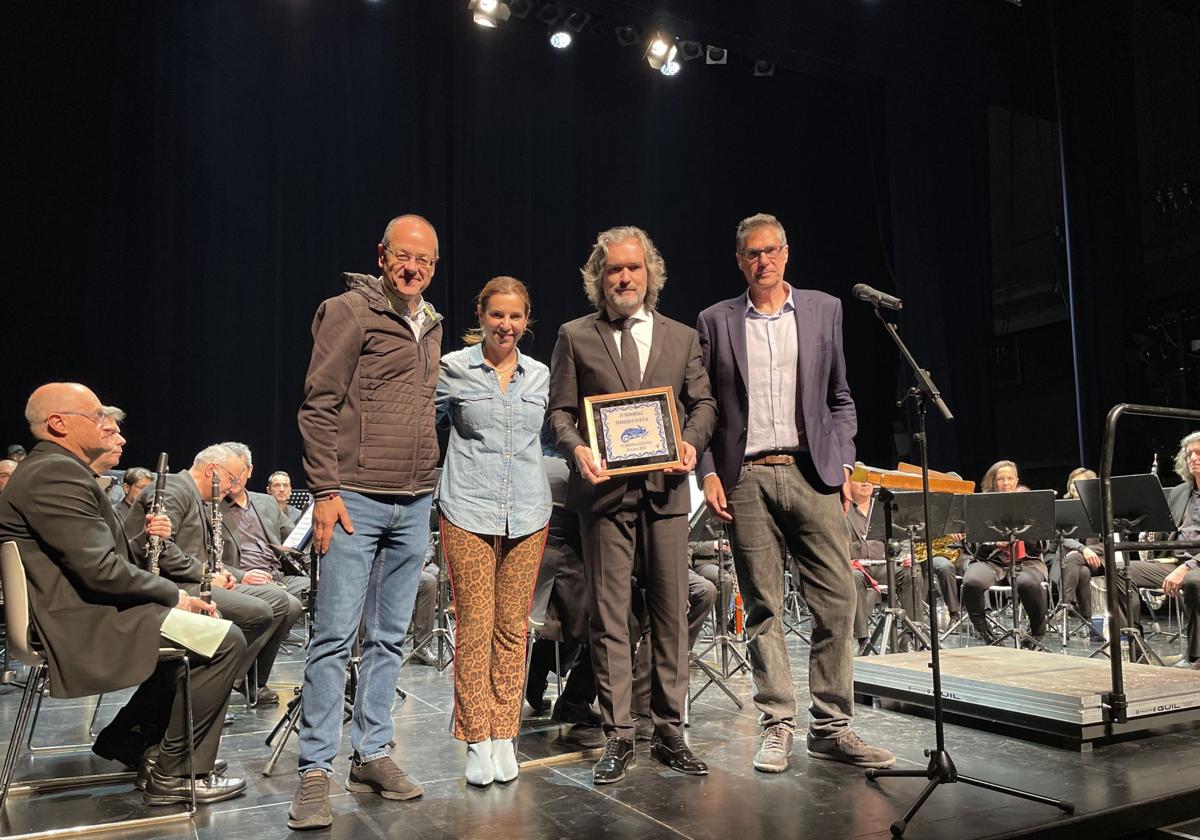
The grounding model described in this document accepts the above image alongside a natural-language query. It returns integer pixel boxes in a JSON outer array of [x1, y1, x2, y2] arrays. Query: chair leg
[[0, 665, 45, 815]]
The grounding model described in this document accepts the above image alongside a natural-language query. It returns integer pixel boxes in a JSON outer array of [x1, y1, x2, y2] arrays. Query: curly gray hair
[[1174, 431, 1200, 486], [579, 226, 667, 311]]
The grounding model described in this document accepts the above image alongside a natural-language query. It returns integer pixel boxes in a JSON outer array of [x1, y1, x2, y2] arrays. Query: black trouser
[[407, 564, 438, 645], [1125, 561, 1200, 661], [962, 559, 1048, 637], [95, 625, 246, 776], [1057, 551, 1094, 615], [632, 569, 717, 717], [244, 579, 306, 684]]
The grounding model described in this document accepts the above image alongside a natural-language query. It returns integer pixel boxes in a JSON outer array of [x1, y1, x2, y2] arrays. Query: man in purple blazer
[[696, 213, 894, 773]]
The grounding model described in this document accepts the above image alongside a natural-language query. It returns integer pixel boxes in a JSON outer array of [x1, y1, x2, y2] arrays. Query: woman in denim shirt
[[435, 276, 551, 786]]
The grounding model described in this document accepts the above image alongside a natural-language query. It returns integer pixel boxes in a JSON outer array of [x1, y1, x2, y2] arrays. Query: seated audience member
[[118, 466, 154, 518], [0, 458, 18, 494], [1124, 433, 1200, 668], [124, 443, 287, 698], [844, 477, 924, 648], [267, 470, 304, 525], [0, 382, 246, 804], [220, 442, 308, 702], [1054, 468, 1101, 618], [960, 460, 1049, 646]]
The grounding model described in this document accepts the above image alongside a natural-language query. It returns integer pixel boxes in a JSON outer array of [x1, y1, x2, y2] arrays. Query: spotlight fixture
[[537, 2, 564, 26], [644, 31, 678, 70], [550, 29, 572, 49], [468, 0, 510, 27], [679, 40, 703, 61], [660, 60, 682, 77], [753, 60, 775, 76], [565, 11, 591, 32], [614, 25, 639, 47], [508, 0, 533, 18], [705, 45, 727, 65]]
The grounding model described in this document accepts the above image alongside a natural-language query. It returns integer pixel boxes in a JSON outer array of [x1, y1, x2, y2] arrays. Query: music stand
[[861, 491, 945, 655], [403, 506, 455, 671], [937, 494, 973, 639], [1046, 500, 1099, 646], [1074, 475, 1176, 665], [963, 490, 1055, 650]]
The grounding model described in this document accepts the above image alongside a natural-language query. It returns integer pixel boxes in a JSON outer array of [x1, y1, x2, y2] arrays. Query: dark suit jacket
[[1168, 481, 1192, 528], [695, 287, 856, 491], [547, 308, 717, 515], [220, 491, 294, 572], [0, 441, 179, 698], [125, 471, 222, 585]]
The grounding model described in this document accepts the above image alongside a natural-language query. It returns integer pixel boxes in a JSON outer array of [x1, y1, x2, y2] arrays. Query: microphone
[[852, 283, 903, 311]]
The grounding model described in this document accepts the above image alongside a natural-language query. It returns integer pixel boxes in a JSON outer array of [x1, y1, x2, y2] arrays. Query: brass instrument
[[144, 452, 169, 576], [852, 462, 973, 564], [912, 534, 961, 565]]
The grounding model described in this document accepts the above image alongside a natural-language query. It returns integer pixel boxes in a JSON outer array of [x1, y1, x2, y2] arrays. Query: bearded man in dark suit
[[547, 225, 716, 785]]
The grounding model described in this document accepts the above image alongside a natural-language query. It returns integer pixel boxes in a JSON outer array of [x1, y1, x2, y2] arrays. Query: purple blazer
[[695, 287, 856, 492]]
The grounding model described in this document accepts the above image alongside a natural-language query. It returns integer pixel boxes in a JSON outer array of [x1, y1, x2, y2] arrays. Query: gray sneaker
[[288, 770, 332, 830], [806, 729, 895, 769], [752, 724, 794, 773], [346, 756, 424, 800]]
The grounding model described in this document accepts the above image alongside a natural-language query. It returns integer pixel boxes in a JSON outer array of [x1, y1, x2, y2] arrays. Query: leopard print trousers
[[441, 518, 547, 742]]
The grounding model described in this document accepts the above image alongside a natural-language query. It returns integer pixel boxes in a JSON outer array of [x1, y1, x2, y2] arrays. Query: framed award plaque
[[582, 386, 685, 476]]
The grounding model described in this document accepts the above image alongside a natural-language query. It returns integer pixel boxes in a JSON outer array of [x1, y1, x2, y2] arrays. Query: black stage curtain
[[3, 0, 1010, 484]]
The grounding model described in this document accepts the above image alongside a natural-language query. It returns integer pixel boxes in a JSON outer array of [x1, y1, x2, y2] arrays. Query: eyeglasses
[[214, 463, 247, 490], [740, 244, 786, 262], [382, 245, 437, 270], [57, 409, 119, 433]]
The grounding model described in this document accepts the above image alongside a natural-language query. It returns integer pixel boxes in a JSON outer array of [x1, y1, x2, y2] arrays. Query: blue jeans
[[298, 490, 432, 774]]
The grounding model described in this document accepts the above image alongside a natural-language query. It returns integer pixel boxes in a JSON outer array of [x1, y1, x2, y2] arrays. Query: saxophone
[[911, 534, 961, 565], [200, 470, 223, 604], [144, 452, 169, 576]]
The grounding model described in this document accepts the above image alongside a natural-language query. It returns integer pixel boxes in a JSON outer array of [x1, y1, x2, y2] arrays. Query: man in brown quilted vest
[[289, 215, 443, 830]]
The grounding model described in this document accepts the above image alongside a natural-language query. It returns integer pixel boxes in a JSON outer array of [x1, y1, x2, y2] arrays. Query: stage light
[[679, 40, 703, 61], [753, 60, 775, 76], [660, 60, 681, 77], [509, 0, 533, 18], [469, 0, 510, 27], [537, 2, 564, 26], [644, 32, 678, 70], [705, 45, 727, 65], [550, 30, 572, 49], [614, 25, 639, 47]]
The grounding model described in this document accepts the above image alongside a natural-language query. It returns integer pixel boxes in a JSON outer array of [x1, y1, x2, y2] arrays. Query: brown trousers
[[442, 518, 547, 741]]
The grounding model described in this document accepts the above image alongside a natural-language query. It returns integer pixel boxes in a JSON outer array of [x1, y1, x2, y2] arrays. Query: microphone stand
[[861, 306, 1073, 835]]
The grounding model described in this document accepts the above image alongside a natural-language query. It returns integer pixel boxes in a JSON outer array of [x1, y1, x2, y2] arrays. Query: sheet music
[[282, 503, 315, 551], [160, 610, 234, 659]]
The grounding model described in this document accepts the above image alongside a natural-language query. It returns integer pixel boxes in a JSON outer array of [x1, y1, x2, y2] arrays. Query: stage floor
[[3, 631, 1199, 840]]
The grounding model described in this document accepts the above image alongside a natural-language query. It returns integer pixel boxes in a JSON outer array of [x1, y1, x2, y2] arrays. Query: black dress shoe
[[136, 756, 229, 791], [592, 737, 636, 785], [650, 734, 708, 775], [143, 767, 246, 806]]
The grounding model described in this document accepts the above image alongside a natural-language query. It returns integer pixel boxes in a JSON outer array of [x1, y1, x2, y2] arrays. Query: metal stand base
[[861, 607, 931, 656], [867, 749, 1075, 837]]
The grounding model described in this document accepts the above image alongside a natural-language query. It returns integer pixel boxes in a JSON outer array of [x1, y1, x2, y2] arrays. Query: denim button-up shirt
[[434, 344, 552, 538]]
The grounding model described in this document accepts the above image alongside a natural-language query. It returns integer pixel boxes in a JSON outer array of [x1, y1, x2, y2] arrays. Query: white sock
[[465, 740, 494, 787], [492, 737, 519, 783]]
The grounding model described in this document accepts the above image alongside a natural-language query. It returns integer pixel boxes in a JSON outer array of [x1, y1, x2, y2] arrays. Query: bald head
[[381, 214, 439, 257], [24, 382, 116, 462]]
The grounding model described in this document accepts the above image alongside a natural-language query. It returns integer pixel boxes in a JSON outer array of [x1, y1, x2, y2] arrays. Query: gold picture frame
[[583, 385, 684, 477]]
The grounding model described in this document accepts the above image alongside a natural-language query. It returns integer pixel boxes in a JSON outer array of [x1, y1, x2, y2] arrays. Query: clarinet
[[200, 471, 223, 604], [144, 452, 169, 576]]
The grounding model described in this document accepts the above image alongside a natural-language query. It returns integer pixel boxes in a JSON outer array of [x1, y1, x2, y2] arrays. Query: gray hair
[[192, 443, 240, 469], [579, 225, 667, 311], [735, 212, 788, 253], [221, 441, 252, 468], [123, 466, 153, 487], [102, 405, 127, 423], [381, 214, 440, 258], [1174, 431, 1200, 485], [980, 460, 1018, 493], [267, 471, 291, 486]]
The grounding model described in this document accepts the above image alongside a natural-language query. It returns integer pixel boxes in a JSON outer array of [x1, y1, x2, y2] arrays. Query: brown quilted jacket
[[298, 273, 443, 498]]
